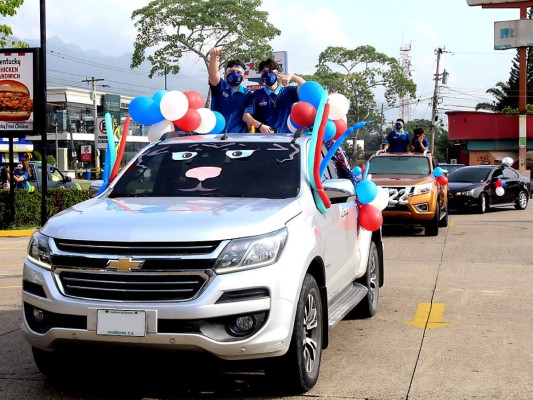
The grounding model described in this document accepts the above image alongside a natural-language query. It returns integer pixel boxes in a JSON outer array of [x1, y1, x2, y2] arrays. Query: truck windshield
[[109, 141, 301, 199], [369, 156, 431, 175]]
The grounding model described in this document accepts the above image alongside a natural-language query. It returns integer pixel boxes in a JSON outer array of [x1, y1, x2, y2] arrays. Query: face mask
[[226, 71, 243, 86], [395, 123, 403, 130], [261, 72, 278, 86]]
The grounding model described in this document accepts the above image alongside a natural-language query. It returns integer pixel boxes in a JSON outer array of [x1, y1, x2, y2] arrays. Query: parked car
[[367, 151, 448, 236], [27, 161, 81, 191], [439, 163, 465, 175], [22, 133, 384, 393], [447, 164, 530, 213]]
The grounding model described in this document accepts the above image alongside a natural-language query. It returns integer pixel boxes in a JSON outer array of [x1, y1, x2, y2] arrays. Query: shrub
[[0, 188, 90, 229]]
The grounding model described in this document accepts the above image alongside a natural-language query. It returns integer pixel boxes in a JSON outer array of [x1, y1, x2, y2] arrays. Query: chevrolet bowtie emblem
[[107, 258, 144, 272]]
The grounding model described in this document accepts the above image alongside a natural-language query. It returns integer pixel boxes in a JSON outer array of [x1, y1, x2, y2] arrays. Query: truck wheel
[[32, 347, 63, 380], [353, 241, 380, 318], [267, 274, 323, 393], [439, 202, 449, 227], [425, 207, 439, 236]]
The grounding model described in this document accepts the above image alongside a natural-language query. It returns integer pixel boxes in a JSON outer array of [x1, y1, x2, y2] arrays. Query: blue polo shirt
[[385, 129, 411, 153], [244, 85, 299, 133], [210, 79, 251, 133]]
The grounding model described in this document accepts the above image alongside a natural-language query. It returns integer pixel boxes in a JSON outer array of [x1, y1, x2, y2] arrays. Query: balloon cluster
[[300, 81, 382, 232], [433, 167, 448, 186], [128, 90, 226, 142], [288, 82, 349, 140], [495, 178, 506, 196]]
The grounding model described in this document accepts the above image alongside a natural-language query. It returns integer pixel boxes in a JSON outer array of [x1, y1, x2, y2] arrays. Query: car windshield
[[369, 156, 430, 175], [447, 168, 491, 183], [109, 141, 301, 199]]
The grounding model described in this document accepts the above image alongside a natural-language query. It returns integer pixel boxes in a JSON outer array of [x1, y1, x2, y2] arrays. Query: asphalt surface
[[1, 204, 533, 399]]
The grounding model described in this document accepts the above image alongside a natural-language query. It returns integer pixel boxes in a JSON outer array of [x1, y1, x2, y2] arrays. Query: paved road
[[1, 205, 532, 399]]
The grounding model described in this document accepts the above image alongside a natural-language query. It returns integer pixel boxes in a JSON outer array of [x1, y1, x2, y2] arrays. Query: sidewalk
[[0, 229, 35, 237]]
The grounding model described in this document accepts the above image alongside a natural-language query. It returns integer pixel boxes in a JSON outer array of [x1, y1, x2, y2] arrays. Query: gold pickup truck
[[367, 151, 448, 236]]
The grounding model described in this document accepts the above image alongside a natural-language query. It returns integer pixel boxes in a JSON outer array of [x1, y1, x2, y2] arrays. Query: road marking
[[403, 303, 452, 329]]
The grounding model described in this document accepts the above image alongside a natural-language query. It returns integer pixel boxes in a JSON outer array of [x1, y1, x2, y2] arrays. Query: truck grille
[[54, 239, 222, 256], [57, 270, 209, 302]]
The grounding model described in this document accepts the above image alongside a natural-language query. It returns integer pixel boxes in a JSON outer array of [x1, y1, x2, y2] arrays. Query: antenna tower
[[399, 43, 413, 121]]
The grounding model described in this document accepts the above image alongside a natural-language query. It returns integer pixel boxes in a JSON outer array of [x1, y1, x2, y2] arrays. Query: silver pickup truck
[[22, 132, 384, 393]]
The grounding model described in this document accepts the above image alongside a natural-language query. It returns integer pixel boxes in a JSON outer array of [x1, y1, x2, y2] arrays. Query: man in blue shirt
[[410, 127, 430, 153], [383, 118, 411, 153], [208, 47, 251, 133], [243, 58, 306, 133]]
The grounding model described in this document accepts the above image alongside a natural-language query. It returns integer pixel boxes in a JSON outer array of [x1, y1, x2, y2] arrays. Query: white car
[[22, 132, 384, 393]]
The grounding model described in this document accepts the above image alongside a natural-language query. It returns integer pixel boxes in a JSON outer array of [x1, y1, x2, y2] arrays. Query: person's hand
[[280, 73, 292, 86], [209, 47, 223, 57], [259, 124, 273, 133]]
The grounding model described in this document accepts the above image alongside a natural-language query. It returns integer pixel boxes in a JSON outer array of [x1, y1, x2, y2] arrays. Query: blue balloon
[[208, 111, 226, 134], [324, 119, 336, 141], [501, 179, 507, 188], [433, 167, 443, 177], [352, 166, 362, 176], [152, 90, 168, 104], [356, 180, 378, 205], [128, 96, 165, 125], [299, 81, 325, 109]]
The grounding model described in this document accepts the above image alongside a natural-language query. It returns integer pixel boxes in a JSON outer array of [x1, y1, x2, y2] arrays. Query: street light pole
[[430, 48, 443, 153]]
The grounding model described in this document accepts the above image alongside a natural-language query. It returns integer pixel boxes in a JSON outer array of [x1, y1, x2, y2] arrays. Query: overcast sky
[[5, 0, 523, 125]]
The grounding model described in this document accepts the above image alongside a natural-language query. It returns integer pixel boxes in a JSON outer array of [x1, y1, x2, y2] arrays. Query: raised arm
[[208, 47, 223, 86]]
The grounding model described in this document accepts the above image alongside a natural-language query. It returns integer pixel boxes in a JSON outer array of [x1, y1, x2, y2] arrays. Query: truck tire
[[425, 207, 439, 236], [267, 274, 323, 393], [32, 347, 63, 380], [353, 241, 380, 318]]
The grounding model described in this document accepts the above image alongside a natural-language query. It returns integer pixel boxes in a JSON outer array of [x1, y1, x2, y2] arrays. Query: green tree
[[130, 0, 280, 101], [0, 0, 28, 48], [304, 46, 416, 123]]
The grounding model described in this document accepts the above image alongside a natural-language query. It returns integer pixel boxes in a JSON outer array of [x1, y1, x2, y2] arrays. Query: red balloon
[[173, 108, 201, 132], [332, 119, 348, 140], [291, 101, 317, 127], [436, 175, 448, 186], [494, 179, 503, 188], [358, 204, 382, 231], [184, 91, 204, 110]]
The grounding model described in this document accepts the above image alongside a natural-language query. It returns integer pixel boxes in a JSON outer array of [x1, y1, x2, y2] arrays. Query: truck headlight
[[214, 228, 288, 274], [27, 232, 52, 270], [412, 183, 432, 196]]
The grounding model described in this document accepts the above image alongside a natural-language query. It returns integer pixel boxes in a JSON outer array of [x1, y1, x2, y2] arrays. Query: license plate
[[97, 309, 146, 337]]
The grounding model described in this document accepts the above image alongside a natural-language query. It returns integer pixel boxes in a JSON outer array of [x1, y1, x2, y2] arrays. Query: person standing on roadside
[[242, 58, 306, 133], [208, 47, 252, 133], [13, 163, 29, 190], [383, 118, 411, 153]]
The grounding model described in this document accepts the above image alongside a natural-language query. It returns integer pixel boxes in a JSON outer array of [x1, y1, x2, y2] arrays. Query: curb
[[0, 230, 35, 237]]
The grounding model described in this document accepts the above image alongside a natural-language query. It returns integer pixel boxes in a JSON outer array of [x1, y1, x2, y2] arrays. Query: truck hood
[[371, 174, 434, 186], [42, 197, 301, 242]]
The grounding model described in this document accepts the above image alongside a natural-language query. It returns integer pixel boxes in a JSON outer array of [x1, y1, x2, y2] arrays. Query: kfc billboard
[[0, 48, 39, 136]]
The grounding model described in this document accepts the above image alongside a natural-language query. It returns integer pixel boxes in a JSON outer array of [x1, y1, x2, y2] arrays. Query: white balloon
[[287, 115, 297, 133], [328, 93, 350, 120], [159, 90, 189, 121], [369, 186, 390, 211], [195, 108, 217, 133], [147, 119, 174, 143], [495, 186, 505, 197]]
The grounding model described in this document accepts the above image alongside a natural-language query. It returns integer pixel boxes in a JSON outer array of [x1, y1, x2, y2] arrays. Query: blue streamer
[[319, 121, 366, 178]]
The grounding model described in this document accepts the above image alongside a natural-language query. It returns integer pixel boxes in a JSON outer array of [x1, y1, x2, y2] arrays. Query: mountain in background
[[26, 36, 208, 100]]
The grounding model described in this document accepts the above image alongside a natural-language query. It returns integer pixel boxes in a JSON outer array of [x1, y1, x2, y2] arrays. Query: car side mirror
[[323, 179, 356, 204], [64, 176, 71, 182]]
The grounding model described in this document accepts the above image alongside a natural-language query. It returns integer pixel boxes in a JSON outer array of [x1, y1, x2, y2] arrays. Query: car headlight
[[213, 228, 288, 274], [412, 183, 433, 196], [461, 189, 475, 196], [27, 232, 52, 270]]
